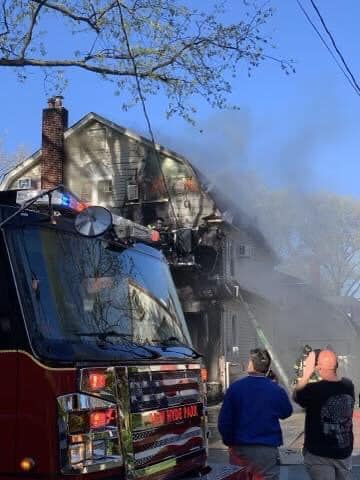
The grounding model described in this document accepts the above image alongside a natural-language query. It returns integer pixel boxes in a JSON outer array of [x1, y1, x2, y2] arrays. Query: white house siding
[[64, 120, 147, 210], [220, 227, 274, 385], [233, 303, 257, 358], [108, 129, 145, 211], [5, 163, 41, 191], [2, 116, 215, 228], [221, 301, 258, 384], [64, 118, 216, 226]]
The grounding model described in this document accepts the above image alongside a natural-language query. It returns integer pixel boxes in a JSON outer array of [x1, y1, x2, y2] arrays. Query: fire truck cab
[[0, 187, 243, 480]]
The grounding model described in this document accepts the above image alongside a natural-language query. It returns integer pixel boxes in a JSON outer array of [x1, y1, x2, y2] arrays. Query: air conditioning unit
[[127, 183, 139, 201], [237, 244, 254, 258], [17, 178, 32, 190]]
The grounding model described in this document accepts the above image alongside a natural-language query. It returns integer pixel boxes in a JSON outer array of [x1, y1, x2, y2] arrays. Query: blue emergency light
[[15, 189, 86, 212]]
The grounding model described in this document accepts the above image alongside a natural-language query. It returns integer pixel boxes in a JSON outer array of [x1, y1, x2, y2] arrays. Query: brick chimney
[[41, 96, 68, 189]]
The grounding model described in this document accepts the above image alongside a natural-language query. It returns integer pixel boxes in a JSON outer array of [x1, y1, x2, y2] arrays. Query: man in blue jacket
[[218, 349, 293, 479]]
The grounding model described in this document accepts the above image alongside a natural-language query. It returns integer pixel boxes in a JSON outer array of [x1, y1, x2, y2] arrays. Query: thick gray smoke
[[157, 104, 360, 393], [158, 99, 350, 268]]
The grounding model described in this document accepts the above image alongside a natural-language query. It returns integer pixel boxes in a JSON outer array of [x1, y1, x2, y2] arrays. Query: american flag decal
[[128, 365, 206, 474]]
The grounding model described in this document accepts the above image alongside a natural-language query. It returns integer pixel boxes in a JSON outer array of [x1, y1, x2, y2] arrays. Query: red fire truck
[[0, 187, 242, 480]]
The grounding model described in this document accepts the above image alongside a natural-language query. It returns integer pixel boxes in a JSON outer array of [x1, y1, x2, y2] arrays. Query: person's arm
[[275, 386, 293, 419], [293, 351, 316, 407], [350, 381, 355, 401], [342, 377, 355, 401], [218, 385, 237, 446]]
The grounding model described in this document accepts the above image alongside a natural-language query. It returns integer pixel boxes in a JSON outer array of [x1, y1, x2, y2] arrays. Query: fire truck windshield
[[6, 225, 191, 360]]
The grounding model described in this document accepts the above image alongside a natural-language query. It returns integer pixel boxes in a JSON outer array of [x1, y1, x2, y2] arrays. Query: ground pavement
[[207, 405, 360, 479]]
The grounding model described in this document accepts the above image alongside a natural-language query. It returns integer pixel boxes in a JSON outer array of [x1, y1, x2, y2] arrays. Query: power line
[[116, 1, 180, 228], [309, 0, 360, 94], [295, 0, 360, 96]]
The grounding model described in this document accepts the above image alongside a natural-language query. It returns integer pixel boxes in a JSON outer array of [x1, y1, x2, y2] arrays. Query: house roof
[[67, 112, 190, 162], [0, 111, 277, 258], [0, 149, 42, 190], [0, 112, 190, 190]]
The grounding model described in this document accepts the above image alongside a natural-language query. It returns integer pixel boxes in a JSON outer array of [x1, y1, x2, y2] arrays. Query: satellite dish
[[75, 206, 112, 237]]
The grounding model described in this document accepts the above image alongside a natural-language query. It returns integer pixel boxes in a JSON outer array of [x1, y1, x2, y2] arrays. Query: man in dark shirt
[[293, 349, 354, 480], [218, 349, 293, 479]]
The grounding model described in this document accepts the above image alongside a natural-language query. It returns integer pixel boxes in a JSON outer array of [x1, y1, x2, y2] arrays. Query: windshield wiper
[[152, 336, 202, 359], [74, 330, 160, 359]]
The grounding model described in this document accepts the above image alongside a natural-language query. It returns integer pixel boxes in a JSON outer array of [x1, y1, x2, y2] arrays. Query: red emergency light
[[88, 371, 106, 391], [15, 189, 87, 213], [200, 368, 208, 382], [90, 408, 117, 429]]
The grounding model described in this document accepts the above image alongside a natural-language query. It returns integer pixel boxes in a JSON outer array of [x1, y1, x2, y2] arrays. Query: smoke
[[157, 93, 349, 258], [158, 109, 252, 175], [157, 98, 360, 392], [160, 91, 346, 190]]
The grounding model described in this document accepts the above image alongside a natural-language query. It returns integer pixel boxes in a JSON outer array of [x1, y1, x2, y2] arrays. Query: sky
[[1, 0, 360, 196]]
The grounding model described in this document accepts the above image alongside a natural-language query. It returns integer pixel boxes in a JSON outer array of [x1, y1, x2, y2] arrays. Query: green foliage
[[0, 0, 292, 122]]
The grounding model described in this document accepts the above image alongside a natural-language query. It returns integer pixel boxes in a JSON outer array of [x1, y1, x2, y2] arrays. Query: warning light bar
[[16, 189, 87, 212], [112, 213, 159, 243], [3, 187, 159, 244]]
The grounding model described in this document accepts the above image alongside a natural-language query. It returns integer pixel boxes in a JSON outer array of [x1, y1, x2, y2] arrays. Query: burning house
[[2, 98, 359, 399]]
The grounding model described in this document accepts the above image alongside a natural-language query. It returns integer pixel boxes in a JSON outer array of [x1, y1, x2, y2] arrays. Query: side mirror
[[75, 206, 112, 237]]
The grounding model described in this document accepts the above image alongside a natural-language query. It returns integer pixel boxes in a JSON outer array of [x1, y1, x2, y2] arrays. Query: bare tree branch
[[30, 0, 102, 32], [0, 141, 29, 180], [20, 0, 47, 58], [0, 57, 150, 77], [255, 189, 360, 298], [0, 0, 291, 122], [0, 0, 9, 37], [347, 279, 360, 298]]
